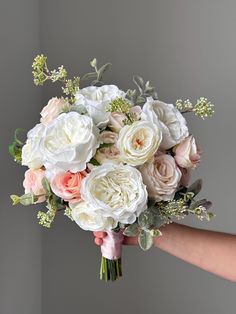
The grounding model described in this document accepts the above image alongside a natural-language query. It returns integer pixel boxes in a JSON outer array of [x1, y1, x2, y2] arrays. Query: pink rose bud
[[173, 135, 202, 169], [23, 169, 46, 203], [50, 171, 87, 203], [108, 112, 126, 132], [40, 97, 69, 126]]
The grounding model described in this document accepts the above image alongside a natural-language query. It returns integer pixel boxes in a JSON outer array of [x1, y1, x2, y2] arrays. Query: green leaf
[[97, 63, 112, 81], [89, 158, 100, 166], [99, 143, 114, 149], [138, 230, 153, 251], [138, 210, 154, 229], [150, 229, 162, 237], [20, 193, 39, 206], [133, 75, 144, 92], [41, 177, 52, 196], [90, 58, 97, 68], [123, 223, 139, 237], [190, 198, 208, 210], [187, 179, 203, 196], [81, 72, 97, 81], [10, 195, 21, 205]]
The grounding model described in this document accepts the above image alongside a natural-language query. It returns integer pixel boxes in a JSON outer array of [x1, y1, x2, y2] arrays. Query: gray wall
[[1, 0, 236, 313], [0, 1, 42, 314]]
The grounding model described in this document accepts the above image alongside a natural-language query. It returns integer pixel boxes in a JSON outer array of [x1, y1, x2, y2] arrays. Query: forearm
[[155, 223, 236, 282]]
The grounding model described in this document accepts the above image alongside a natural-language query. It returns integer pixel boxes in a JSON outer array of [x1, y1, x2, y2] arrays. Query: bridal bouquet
[[10, 55, 215, 281]]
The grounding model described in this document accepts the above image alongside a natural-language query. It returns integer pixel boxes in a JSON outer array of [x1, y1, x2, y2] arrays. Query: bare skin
[[94, 223, 236, 282]]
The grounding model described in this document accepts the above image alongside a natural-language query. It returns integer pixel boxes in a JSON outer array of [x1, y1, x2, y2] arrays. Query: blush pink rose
[[173, 135, 202, 169], [139, 152, 182, 201], [23, 169, 46, 203], [40, 97, 68, 126], [50, 171, 87, 202]]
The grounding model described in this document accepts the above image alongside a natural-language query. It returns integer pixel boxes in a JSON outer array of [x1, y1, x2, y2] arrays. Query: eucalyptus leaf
[[133, 75, 144, 93], [138, 230, 153, 251], [190, 198, 208, 210], [81, 72, 97, 81], [187, 179, 203, 196], [20, 193, 38, 206], [123, 223, 139, 237], [97, 63, 112, 81]]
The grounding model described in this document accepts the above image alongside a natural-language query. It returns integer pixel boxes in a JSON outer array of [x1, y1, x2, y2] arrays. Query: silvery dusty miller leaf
[[138, 230, 153, 251]]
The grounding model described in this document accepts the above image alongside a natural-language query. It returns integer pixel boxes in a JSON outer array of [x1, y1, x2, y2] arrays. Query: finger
[[94, 237, 103, 246], [123, 236, 138, 246], [93, 231, 107, 238]]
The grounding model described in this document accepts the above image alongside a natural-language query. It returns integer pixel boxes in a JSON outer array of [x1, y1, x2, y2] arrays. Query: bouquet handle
[[100, 230, 124, 281]]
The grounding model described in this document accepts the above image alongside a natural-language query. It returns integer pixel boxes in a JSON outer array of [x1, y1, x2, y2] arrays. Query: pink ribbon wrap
[[101, 230, 124, 260]]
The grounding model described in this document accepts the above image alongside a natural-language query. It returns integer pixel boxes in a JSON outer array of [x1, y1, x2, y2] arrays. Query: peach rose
[[40, 97, 68, 125], [173, 135, 202, 169], [139, 152, 182, 201], [23, 169, 46, 203], [50, 171, 86, 202]]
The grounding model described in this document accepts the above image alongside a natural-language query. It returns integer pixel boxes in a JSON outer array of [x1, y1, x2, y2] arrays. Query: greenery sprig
[[81, 58, 112, 86], [176, 97, 214, 119], [8, 128, 25, 164], [32, 54, 80, 104], [123, 179, 214, 251], [126, 75, 158, 106]]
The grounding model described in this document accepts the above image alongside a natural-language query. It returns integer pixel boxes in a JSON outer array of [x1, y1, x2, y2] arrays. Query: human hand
[[93, 231, 138, 246]]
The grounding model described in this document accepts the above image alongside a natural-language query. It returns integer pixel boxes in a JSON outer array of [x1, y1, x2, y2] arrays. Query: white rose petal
[[142, 97, 189, 149], [40, 112, 99, 173], [81, 164, 148, 224], [116, 120, 162, 166], [70, 201, 117, 231], [75, 85, 126, 128], [22, 123, 45, 169]]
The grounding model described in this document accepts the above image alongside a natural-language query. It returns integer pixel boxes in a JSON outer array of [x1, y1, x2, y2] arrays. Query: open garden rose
[[75, 85, 126, 128], [40, 112, 99, 173], [117, 120, 162, 166], [139, 152, 182, 201], [81, 164, 148, 224], [50, 171, 86, 202], [142, 97, 189, 150], [40, 97, 68, 126], [173, 135, 202, 169], [22, 123, 45, 169], [70, 201, 117, 231], [23, 168, 46, 203]]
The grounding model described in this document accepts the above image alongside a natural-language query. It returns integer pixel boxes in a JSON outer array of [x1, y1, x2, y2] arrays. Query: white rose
[[22, 123, 45, 169], [81, 164, 148, 224], [142, 97, 189, 150], [70, 201, 117, 231], [75, 85, 126, 128], [116, 120, 162, 166], [40, 97, 68, 126], [40, 112, 99, 173], [139, 152, 182, 201]]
